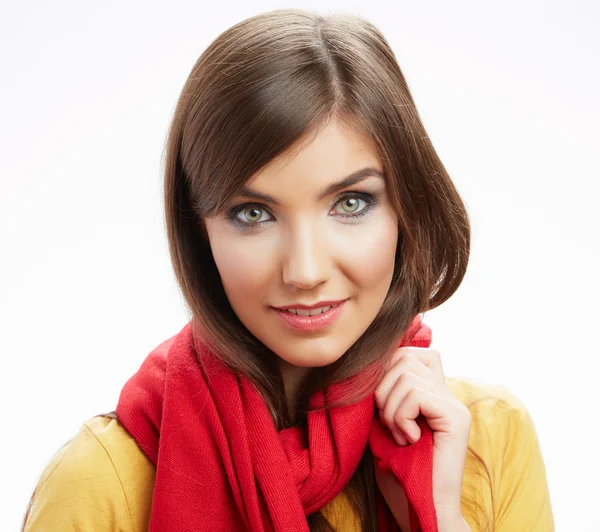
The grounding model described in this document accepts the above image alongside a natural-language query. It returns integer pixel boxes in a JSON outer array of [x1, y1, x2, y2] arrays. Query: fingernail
[[392, 430, 408, 446]]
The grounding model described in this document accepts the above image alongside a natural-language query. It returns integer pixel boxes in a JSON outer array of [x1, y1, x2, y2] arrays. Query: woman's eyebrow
[[239, 167, 384, 206]]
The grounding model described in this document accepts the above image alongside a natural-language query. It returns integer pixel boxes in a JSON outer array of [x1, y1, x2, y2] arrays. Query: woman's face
[[205, 119, 398, 373]]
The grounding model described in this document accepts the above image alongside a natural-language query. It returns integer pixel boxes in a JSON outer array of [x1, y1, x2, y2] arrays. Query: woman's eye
[[225, 191, 377, 230], [236, 206, 271, 225], [333, 196, 367, 216]]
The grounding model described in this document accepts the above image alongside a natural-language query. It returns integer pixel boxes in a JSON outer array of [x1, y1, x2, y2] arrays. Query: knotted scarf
[[115, 315, 438, 531]]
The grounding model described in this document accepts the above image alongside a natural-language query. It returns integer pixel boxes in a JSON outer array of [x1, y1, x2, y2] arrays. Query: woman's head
[[163, 8, 470, 417], [204, 118, 398, 375]]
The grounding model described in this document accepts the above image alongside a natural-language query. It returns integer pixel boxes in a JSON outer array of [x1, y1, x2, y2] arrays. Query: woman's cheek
[[329, 215, 398, 288], [210, 229, 280, 295]]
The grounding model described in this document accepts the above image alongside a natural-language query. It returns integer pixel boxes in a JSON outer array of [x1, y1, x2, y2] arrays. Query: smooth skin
[[375, 346, 473, 532], [205, 119, 398, 408], [205, 119, 471, 531]]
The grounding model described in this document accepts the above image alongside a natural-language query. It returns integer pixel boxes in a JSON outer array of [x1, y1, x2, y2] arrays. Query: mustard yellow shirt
[[21, 377, 555, 531]]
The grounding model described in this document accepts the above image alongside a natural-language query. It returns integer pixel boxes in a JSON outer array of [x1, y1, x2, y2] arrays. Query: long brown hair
[[161, 7, 477, 531]]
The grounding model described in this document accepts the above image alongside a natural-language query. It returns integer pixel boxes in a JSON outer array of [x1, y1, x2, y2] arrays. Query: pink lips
[[273, 300, 347, 331]]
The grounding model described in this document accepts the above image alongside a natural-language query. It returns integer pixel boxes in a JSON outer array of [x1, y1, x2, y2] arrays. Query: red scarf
[[115, 316, 438, 531]]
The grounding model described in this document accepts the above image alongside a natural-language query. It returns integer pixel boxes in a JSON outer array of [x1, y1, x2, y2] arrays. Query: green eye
[[242, 207, 263, 223], [225, 191, 378, 232], [338, 197, 361, 213]]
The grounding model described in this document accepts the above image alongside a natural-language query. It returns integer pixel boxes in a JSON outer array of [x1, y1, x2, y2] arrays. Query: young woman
[[22, 8, 554, 532]]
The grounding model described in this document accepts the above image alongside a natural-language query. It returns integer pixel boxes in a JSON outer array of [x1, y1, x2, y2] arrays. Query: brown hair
[[161, 7, 481, 531], [18, 10, 509, 532], [166, 7, 471, 412]]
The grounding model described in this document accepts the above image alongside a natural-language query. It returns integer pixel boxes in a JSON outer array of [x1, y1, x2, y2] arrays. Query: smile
[[284, 305, 335, 316], [272, 300, 347, 331]]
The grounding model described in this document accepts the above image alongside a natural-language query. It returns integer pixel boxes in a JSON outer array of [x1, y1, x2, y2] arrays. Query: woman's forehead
[[237, 121, 384, 202]]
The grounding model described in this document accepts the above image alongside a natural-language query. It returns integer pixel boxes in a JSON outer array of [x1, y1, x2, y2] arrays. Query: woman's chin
[[274, 345, 347, 369]]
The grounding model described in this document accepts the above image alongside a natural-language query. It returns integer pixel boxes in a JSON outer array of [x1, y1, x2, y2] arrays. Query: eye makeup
[[224, 190, 380, 232]]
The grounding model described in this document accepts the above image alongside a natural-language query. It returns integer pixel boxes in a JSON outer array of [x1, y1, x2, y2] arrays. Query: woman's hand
[[374, 346, 472, 530]]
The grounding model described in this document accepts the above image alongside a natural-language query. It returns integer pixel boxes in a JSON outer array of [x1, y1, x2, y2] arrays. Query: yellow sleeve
[[492, 389, 555, 531], [448, 378, 555, 532], [22, 415, 154, 532]]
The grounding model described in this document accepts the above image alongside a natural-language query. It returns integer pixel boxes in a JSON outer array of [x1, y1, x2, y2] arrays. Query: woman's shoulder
[[445, 376, 555, 531], [446, 375, 532, 422], [445, 375, 542, 466], [22, 414, 155, 532], [445, 375, 540, 452]]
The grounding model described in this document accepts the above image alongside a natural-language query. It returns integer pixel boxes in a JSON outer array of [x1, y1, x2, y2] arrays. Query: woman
[[21, 8, 554, 532]]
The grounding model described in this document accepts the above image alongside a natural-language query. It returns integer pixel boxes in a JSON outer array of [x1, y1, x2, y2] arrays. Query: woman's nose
[[281, 227, 329, 290]]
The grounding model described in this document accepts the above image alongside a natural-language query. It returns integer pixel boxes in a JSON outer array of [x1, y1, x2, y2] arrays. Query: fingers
[[387, 346, 445, 378], [383, 387, 469, 446], [375, 348, 446, 412], [392, 388, 459, 445], [380, 371, 435, 435], [375, 346, 461, 447]]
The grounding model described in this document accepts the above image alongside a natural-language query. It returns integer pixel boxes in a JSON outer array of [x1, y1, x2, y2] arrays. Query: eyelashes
[[225, 191, 379, 232]]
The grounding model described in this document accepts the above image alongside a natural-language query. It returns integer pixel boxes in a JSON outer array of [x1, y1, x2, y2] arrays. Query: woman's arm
[[22, 424, 132, 531], [456, 379, 555, 532], [22, 415, 154, 531], [374, 468, 472, 531], [492, 396, 554, 531]]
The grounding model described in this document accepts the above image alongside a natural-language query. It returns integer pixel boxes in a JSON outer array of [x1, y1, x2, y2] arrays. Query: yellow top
[[21, 377, 554, 531]]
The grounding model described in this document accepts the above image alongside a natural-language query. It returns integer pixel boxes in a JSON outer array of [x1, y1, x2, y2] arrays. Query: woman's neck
[[277, 359, 313, 423]]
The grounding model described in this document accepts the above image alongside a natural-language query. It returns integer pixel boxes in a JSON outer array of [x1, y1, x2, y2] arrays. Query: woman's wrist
[[438, 514, 471, 532]]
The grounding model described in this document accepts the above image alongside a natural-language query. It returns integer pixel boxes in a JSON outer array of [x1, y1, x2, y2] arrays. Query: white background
[[2, 1, 598, 530]]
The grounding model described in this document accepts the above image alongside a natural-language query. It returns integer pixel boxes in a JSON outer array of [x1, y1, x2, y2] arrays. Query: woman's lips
[[272, 299, 347, 331]]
